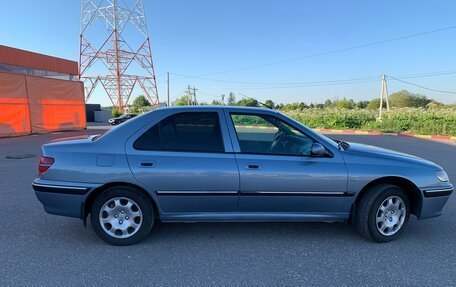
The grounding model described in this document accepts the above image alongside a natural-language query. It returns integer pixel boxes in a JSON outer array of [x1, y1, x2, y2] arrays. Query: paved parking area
[[0, 129, 455, 286]]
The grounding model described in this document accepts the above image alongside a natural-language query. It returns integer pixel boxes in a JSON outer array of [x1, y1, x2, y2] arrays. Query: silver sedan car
[[33, 106, 453, 245]]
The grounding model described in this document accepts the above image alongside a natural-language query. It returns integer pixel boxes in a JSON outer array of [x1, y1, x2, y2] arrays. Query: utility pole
[[167, 72, 170, 107], [378, 74, 390, 120], [192, 87, 198, 105], [187, 85, 192, 105]]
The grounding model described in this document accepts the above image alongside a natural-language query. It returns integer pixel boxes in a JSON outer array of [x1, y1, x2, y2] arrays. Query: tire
[[356, 184, 410, 243], [90, 186, 154, 246]]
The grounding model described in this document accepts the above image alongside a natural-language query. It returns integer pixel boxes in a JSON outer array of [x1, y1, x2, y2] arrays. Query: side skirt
[[159, 212, 349, 223]]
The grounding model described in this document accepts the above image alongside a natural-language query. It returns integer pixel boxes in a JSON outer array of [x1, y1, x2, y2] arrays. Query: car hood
[[344, 142, 441, 169]]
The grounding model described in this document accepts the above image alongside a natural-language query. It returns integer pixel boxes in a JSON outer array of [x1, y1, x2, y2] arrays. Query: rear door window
[[134, 112, 225, 153]]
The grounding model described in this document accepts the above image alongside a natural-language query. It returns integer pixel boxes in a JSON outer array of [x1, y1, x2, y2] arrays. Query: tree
[[236, 98, 259, 107], [281, 103, 300, 111], [227, 92, 236, 105], [211, 99, 222, 105], [366, 98, 386, 110], [299, 102, 309, 109], [173, 95, 192, 106], [389, 90, 431, 108], [133, 95, 150, 108], [426, 100, 443, 110], [324, 99, 332, 108], [111, 108, 122, 117], [131, 95, 151, 113], [264, 100, 275, 109], [333, 98, 355, 109], [356, 101, 370, 109]]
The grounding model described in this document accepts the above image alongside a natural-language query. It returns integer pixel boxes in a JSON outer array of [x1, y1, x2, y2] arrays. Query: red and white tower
[[79, 0, 159, 111]]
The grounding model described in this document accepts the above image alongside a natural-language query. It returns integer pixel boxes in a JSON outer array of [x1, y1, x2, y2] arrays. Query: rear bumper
[[32, 179, 100, 219], [419, 185, 453, 220]]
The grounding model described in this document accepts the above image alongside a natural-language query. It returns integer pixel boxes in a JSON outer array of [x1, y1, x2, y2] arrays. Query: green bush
[[283, 107, 456, 136], [111, 108, 122, 118]]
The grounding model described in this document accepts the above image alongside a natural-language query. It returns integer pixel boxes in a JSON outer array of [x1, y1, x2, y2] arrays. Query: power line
[[394, 70, 456, 80], [197, 89, 219, 98], [387, 76, 456, 95], [237, 79, 379, 90], [171, 72, 456, 95], [170, 69, 456, 88], [195, 25, 456, 77], [170, 72, 378, 85]]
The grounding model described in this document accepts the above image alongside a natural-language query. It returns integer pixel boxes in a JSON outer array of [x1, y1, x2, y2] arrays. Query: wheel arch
[[83, 182, 160, 226], [349, 176, 422, 224]]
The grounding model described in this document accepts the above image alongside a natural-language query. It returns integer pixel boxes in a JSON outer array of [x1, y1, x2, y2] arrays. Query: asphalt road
[[0, 129, 455, 286]]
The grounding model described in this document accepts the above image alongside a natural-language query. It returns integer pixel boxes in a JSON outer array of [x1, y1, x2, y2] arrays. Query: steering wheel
[[269, 130, 286, 152]]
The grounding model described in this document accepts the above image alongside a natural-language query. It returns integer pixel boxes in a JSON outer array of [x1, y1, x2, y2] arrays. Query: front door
[[227, 112, 348, 214], [126, 111, 239, 214]]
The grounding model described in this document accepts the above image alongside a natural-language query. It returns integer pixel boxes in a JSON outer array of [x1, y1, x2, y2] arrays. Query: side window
[[230, 113, 314, 156], [134, 112, 225, 153]]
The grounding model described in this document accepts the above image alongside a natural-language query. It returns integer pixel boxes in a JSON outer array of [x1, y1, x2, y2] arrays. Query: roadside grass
[[284, 107, 456, 136]]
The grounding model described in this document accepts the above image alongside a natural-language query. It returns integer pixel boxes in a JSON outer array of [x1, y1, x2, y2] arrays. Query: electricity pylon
[[79, 0, 159, 111], [378, 74, 390, 120]]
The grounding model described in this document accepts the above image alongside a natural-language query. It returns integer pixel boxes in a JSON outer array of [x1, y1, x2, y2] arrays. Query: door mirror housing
[[311, 143, 329, 157]]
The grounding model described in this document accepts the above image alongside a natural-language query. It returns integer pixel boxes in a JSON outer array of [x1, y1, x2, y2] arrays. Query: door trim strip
[[155, 190, 355, 197], [241, 191, 354, 197], [156, 191, 238, 196]]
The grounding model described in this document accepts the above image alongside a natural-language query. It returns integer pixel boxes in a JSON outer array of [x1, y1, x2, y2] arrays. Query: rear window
[[134, 112, 225, 153]]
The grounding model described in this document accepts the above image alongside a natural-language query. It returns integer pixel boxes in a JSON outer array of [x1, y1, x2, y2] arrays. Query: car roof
[[158, 105, 278, 113]]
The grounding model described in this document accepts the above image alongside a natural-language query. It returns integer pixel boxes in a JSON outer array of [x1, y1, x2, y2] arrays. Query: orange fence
[[0, 72, 86, 137]]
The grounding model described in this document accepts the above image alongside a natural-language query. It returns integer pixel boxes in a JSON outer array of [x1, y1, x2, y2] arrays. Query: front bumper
[[33, 179, 100, 219], [419, 185, 453, 219]]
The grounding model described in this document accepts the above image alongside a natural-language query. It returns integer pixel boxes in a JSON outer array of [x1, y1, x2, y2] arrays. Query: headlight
[[435, 170, 449, 182]]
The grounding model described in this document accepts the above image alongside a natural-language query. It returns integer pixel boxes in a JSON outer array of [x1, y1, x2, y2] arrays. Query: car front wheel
[[90, 186, 154, 246], [356, 184, 410, 242]]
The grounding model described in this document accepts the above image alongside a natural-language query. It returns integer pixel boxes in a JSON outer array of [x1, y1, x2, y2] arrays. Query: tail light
[[38, 156, 55, 174]]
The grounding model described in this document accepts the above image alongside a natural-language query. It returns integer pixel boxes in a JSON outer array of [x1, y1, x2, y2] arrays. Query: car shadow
[[37, 215, 442, 251]]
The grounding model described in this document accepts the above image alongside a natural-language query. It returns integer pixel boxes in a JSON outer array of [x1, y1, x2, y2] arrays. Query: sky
[[1, 0, 456, 106]]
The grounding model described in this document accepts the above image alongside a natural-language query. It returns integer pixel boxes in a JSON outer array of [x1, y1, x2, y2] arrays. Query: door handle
[[139, 162, 155, 168], [245, 164, 260, 170]]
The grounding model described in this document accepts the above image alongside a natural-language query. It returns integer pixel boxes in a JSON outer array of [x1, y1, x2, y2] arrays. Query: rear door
[[126, 110, 239, 214]]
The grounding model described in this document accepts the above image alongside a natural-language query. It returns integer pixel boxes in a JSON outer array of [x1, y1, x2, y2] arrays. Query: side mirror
[[311, 143, 328, 157]]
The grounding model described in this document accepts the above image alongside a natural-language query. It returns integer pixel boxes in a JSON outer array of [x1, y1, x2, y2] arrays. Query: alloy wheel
[[99, 197, 143, 239], [375, 196, 406, 236]]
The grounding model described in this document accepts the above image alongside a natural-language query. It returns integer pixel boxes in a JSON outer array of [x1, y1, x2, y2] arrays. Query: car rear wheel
[[90, 186, 154, 246], [356, 184, 410, 242]]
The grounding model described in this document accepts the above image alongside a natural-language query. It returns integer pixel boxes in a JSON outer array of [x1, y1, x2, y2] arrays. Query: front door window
[[230, 113, 314, 156]]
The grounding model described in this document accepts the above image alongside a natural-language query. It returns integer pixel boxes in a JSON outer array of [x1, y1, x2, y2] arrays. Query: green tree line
[[172, 89, 448, 110]]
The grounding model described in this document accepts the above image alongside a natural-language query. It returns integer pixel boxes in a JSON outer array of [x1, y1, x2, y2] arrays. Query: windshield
[[281, 114, 340, 149]]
